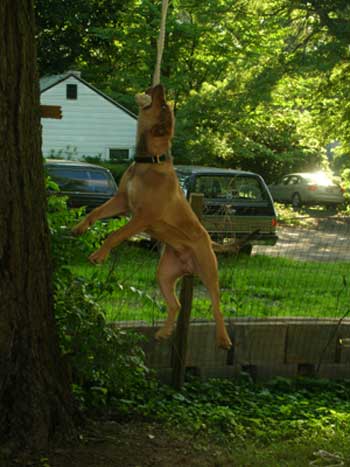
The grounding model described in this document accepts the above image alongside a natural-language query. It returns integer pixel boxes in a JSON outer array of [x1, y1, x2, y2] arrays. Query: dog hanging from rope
[[72, 0, 232, 349]]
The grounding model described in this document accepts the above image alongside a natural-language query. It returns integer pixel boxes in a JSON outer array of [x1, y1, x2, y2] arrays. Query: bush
[[47, 180, 149, 409], [54, 266, 148, 408]]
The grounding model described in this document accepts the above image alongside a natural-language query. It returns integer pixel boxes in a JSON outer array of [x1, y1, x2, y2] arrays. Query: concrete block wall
[[117, 318, 350, 382]]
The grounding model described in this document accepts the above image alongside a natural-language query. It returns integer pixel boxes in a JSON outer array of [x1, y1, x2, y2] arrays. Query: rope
[[152, 0, 169, 86]]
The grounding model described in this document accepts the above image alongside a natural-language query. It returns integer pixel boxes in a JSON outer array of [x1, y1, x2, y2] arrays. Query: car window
[[288, 176, 299, 185], [89, 170, 115, 193], [47, 167, 115, 194], [282, 176, 290, 185], [194, 175, 267, 201]]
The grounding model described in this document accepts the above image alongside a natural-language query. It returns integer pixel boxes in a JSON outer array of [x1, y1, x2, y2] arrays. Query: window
[[194, 175, 266, 201], [89, 170, 115, 193], [289, 176, 299, 185], [109, 148, 129, 161], [66, 84, 78, 100], [47, 167, 115, 194]]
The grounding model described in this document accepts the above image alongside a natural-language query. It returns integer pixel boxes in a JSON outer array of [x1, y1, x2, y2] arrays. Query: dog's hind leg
[[193, 241, 232, 350], [155, 245, 185, 341]]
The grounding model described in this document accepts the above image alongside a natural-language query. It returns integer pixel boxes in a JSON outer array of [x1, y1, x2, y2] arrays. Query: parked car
[[175, 165, 278, 254], [268, 172, 345, 209], [45, 159, 117, 211]]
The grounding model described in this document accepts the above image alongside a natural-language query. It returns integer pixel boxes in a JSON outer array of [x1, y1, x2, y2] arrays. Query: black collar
[[133, 154, 168, 164]]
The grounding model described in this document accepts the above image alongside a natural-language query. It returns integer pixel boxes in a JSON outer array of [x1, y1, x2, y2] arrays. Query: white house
[[40, 71, 137, 161]]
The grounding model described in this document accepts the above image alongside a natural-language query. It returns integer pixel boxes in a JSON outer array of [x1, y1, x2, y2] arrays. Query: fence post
[[172, 193, 204, 390]]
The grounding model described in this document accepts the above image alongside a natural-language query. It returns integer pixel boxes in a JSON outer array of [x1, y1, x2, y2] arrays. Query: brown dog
[[72, 85, 232, 349]]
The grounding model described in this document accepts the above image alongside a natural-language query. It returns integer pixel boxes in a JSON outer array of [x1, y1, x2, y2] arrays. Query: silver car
[[268, 172, 344, 208]]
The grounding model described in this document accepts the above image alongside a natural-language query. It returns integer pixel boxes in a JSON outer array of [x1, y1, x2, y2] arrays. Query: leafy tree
[[247, 0, 350, 173], [35, 0, 350, 177], [35, 0, 129, 77]]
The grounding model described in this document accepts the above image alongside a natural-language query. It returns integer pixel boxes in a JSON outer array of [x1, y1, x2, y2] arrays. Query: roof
[[40, 72, 137, 119], [174, 165, 256, 176]]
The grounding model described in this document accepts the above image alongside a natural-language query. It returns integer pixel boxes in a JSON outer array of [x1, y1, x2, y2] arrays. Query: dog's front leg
[[72, 192, 128, 236], [89, 215, 149, 264]]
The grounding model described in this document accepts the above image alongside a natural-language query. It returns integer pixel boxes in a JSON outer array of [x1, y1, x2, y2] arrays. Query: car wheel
[[291, 192, 302, 209]]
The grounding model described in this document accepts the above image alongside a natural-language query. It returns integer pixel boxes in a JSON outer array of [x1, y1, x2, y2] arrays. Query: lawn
[[70, 242, 350, 323]]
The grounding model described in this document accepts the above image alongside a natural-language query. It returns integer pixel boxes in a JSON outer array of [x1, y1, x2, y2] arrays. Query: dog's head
[[135, 84, 174, 157]]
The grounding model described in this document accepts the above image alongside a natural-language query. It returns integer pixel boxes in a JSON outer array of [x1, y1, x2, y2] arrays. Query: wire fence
[[97, 213, 350, 383], [100, 214, 350, 326]]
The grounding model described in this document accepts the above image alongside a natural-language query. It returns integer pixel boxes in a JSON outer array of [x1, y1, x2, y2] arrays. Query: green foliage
[[54, 266, 148, 408], [35, 0, 129, 76], [113, 375, 350, 448], [174, 85, 324, 181], [46, 146, 79, 160], [340, 167, 350, 213], [36, 0, 350, 178], [47, 184, 149, 409]]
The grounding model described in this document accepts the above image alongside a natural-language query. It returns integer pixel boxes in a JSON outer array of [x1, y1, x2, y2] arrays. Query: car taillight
[[307, 184, 318, 191], [272, 218, 277, 227]]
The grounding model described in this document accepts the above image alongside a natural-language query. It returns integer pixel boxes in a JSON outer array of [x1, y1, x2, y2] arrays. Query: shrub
[[47, 180, 149, 409]]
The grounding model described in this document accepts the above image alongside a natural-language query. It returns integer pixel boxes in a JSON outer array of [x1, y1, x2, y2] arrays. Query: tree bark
[[0, 0, 75, 451]]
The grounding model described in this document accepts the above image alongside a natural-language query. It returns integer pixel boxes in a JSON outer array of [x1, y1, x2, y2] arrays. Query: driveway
[[254, 216, 350, 262]]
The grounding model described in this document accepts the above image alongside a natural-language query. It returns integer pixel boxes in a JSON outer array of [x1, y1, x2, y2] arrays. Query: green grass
[[70, 242, 350, 323]]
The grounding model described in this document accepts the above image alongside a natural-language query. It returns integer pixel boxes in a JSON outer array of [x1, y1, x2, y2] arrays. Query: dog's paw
[[155, 324, 174, 341], [216, 332, 232, 350], [71, 220, 90, 236], [88, 247, 110, 264]]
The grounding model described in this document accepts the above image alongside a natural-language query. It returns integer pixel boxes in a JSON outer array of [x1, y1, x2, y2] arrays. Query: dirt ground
[[9, 419, 234, 467], [50, 420, 234, 467]]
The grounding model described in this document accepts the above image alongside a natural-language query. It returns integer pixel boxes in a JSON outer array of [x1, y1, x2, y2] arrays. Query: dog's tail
[[212, 229, 260, 254]]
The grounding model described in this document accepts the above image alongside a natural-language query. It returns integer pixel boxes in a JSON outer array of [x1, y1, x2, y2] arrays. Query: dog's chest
[[126, 178, 139, 212]]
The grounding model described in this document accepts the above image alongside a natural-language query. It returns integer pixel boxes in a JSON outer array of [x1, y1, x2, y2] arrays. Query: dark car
[[175, 165, 278, 254], [45, 159, 117, 211]]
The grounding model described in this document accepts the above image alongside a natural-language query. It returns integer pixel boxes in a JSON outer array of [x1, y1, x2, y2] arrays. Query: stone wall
[[116, 318, 350, 383]]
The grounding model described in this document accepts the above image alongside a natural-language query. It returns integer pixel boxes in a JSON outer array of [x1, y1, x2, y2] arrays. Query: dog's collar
[[133, 154, 168, 164]]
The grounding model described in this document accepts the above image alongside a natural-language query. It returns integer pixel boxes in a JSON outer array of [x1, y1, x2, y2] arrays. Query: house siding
[[41, 76, 137, 160]]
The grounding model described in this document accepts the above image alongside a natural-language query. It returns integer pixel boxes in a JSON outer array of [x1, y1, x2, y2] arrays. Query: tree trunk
[[0, 0, 75, 450]]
